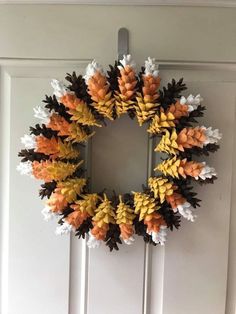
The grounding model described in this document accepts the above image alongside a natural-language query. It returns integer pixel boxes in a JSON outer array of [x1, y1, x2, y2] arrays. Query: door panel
[[0, 62, 87, 314]]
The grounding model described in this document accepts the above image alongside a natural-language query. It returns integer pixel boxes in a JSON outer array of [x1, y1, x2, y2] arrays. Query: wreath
[[17, 55, 221, 251]]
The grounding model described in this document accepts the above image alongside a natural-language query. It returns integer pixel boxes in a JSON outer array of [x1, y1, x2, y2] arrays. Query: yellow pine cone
[[87, 71, 110, 102], [93, 92, 115, 120], [148, 177, 174, 203], [71, 193, 100, 216], [148, 111, 175, 134], [67, 122, 95, 143], [114, 94, 134, 117], [57, 178, 86, 203], [142, 74, 161, 103], [118, 65, 137, 101], [155, 129, 179, 155], [92, 194, 116, 228], [64, 97, 101, 127], [133, 192, 159, 221], [135, 94, 159, 126], [32, 160, 83, 182], [57, 139, 81, 159], [155, 156, 181, 178], [116, 195, 136, 225], [177, 127, 206, 151]]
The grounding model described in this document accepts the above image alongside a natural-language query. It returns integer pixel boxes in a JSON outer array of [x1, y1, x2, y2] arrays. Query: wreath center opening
[[91, 115, 148, 196]]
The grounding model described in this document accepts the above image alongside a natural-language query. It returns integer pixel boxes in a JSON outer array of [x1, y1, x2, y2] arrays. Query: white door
[[0, 4, 236, 314]]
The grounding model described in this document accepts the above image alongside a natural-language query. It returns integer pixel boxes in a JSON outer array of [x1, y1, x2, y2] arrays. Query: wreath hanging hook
[[118, 28, 129, 61]]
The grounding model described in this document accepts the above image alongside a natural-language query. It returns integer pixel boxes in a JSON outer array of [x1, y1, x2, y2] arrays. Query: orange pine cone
[[144, 212, 166, 233], [142, 74, 160, 103], [177, 127, 206, 151], [167, 101, 189, 120], [46, 188, 68, 213], [178, 159, 203, 178], [166, 192, 186, 211], [119, 223, 134, 240], [91, 222, 109, 241], [32, 161, 49, 181], [47, 113, 71, 136], [35, 136, 59, 156], [118, 65, 137, 101], [87, 71, 109, 102], [65, 209, 89, 229], [60, 93, 82, 110]]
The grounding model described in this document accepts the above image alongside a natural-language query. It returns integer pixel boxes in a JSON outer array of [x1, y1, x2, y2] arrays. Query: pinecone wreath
[[17, 55, 222, 251]]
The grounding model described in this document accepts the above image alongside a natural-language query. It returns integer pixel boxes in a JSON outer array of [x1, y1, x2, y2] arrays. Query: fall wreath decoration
[[17, 55, 221, 251]]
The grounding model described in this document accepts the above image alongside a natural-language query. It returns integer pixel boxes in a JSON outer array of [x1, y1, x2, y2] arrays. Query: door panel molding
[[0, 0, 236, 8]]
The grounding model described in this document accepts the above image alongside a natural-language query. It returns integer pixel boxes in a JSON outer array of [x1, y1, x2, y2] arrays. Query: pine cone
[[39, 181, 57, 199], [148, 177, 174, 203], [142, 74, 160, 103], [87, 71, 110, 102], [91, 223, 109, 240], [71, 193, 100, 216], [84, 62, 114, 120], [118, 65, 137, 101], [177, 127, 206, 151], [119, 224, 134, 241], [30, 123, 58, 139], [65, 72, 91, 103], [65, 209, 90, 229], [155, 156, 181, 178], [92, 194, 116, 227], [36, 136, 59, 156], [60, 93, 100, 127], [135, 94, 158, 126], [147, 111, 175, 134], [47, 114, 71, 136], [166, 192, 186, 212], [46, 188, 68, 213], [133, 192, 159, 221], [114, 96, 134, 117], [116, 195, 136, 224], [48, 113, 94, 143], [57, 178, 86, 203], [93, 94, 115, 120], [57, 139, 80, 159], [178, 159, 203, 178], [144, 212, 166, 233], [43, 95, 70, 121], [155, 130, 179, 155], [67, 123, 95, 143], [19, 149, 48, 163], [32, 160, 82, 182], [107, 62, 120, 92], [167, 101, 189, 120]]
